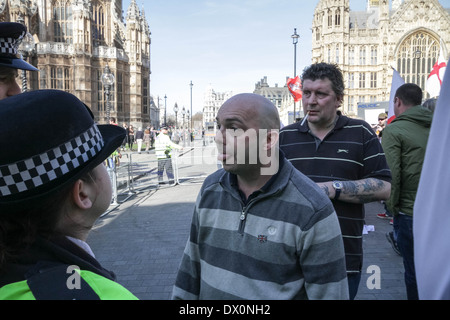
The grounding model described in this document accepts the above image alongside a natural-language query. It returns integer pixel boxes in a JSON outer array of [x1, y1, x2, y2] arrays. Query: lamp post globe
[[101, 65, 115, 124], [291, 28, 300, 123], [174, 103, 179, 130]]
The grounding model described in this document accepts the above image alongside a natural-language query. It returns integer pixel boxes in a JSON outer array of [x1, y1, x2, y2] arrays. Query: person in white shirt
[[155, 127, 182, 184]]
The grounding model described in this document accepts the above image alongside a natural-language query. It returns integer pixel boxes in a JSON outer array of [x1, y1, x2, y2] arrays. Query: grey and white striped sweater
[[172, 155, 349, 300]]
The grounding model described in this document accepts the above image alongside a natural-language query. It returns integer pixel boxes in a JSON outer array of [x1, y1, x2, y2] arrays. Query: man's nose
[[305, 93, 317, 105]]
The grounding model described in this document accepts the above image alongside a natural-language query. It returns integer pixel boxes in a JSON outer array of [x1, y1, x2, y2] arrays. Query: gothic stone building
[[0, 0, 154, 128], [202, 84, 232, 130], [253, 76, 299, 125], [312, 0, 450, 116]]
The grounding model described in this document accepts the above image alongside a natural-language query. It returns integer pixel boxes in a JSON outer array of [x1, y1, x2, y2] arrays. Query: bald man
[[172, 93, 349, 300]]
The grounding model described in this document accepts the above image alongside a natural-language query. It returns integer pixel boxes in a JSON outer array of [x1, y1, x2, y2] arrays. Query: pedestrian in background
[[121, 123, 128, 150], [127, 125, 135, 151], [422, 97, 437, 113], [0, 22, 38, 99], [382, 83, 432, 300], [0, 90, 137, 300], [155, 127, 182, 185], [135, 127, 144, 153], [144, 128, 151, 152], [373, 112, 387, 139], [279, 63, 391, 299], [373, 112, 397, 251], [150, 126, 156, 148], [172, 93, 348, 300]]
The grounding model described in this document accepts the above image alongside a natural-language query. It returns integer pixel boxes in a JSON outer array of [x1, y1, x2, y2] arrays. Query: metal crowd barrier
[[128, 153, 177, 190], [102, 140, 222, 216], [101, 153, 136, 217], [173, 145, 221, 185]]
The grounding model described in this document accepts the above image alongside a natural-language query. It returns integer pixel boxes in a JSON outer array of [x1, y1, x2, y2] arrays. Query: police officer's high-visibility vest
[[0, 263, 138, 300]]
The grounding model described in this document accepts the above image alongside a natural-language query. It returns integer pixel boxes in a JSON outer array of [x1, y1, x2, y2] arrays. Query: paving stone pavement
[[87, 141, 407, 300]]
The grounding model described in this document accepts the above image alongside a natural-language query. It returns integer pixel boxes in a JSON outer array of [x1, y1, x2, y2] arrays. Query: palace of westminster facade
[[253, 0, 450, 125], [1, 0, 448, 128], [312, 0, 449, 117], [0, 0, 155, 128]]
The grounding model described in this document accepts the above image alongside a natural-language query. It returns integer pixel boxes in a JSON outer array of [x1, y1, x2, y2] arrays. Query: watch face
[[333, 181, 343, 189]]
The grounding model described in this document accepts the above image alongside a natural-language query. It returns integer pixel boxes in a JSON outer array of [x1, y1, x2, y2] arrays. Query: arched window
[[92, 2, 106, 46], [53, 0, 73, 43], [335, 8, 341, 26], [50, 66, 71, 90], [359, 46, 366, 65], [349, 46, 355, 65], [396, 31, 440, 92], [371, 46, 377, 65]]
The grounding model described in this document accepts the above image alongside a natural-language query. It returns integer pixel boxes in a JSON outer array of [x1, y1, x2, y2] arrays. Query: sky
[[122, 0, 450, 115]]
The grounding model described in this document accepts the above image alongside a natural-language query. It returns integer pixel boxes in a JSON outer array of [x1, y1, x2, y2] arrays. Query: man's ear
[[336, 94, 344, 108], [264, 129, 279, 151], [71, 179, 93, 210]]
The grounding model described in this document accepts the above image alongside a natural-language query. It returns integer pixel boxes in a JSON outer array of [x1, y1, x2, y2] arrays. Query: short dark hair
[[301, 63, 345, 98], [423, 98, 437, 112], [395, 83, 422, 106]]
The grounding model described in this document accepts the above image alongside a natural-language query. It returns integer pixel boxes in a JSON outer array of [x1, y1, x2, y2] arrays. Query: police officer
[[0, 22, 38, 99], [0, 90, 138, 300]]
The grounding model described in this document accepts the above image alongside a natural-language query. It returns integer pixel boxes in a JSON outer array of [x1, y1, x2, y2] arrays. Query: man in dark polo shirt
[[279, 63, 391, 299]]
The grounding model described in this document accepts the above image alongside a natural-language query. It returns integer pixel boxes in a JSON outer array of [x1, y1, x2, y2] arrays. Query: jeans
[[347, 272, 361, 300], [395, 214, 418, 300]]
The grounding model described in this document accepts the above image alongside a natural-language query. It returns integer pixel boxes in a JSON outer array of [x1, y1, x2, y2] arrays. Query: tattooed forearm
[[341, 178, 391, 203], [320, 184, 330, 197]]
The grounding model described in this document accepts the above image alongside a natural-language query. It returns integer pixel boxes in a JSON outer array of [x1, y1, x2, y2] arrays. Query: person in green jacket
[[381, 83, 433, 300], [0, 90, 138, 300]]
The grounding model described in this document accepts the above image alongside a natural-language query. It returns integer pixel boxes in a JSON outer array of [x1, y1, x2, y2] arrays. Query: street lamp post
[[173, 103, 179, 130], [101, 65, 115, 124], [18, 32, 35, 92], [291, 28, 300, 123], [164, 94, 167, 127], [187, 109, 190, 145], [181, 106, 186, 147], [190, 81, 193, 132], [414, 49, 422, 89]]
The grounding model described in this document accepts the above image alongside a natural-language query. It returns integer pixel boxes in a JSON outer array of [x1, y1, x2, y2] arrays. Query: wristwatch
[[332, 181, 343, 200]]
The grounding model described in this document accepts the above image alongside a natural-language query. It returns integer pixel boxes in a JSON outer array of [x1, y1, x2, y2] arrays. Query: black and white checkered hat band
[[0, 31, 25, 55], [0, 124, 104, 197]]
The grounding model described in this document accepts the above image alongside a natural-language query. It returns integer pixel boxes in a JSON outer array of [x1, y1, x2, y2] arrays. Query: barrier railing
[[174, 145, 221, 185], [103, 139, 221, 215]]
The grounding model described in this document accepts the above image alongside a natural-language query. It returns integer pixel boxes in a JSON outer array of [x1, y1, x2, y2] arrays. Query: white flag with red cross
[[426, 39, 447, 98]]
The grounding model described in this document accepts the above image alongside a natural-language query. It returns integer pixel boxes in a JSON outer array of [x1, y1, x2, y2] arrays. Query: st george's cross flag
[[414, 57, 450, 299], [387, 68, 405, 124], [426, 39, 447, 98], [287, 76, 302, 102]]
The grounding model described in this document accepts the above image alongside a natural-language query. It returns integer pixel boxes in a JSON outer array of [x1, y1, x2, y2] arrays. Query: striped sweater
[[279, 114, 392, 273], [172, 155, 349, 300]]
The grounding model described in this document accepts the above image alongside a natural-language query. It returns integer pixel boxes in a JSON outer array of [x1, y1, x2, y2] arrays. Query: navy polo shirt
[[279, 113, 391, 273]]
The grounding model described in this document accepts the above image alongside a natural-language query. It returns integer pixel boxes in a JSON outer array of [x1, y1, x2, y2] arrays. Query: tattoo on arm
[[341, 178, 389, 203], [320, 184, 330, 198]]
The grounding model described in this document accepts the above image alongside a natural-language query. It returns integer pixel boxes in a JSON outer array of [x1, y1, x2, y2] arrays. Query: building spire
[[126, 0, 140, 21]]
